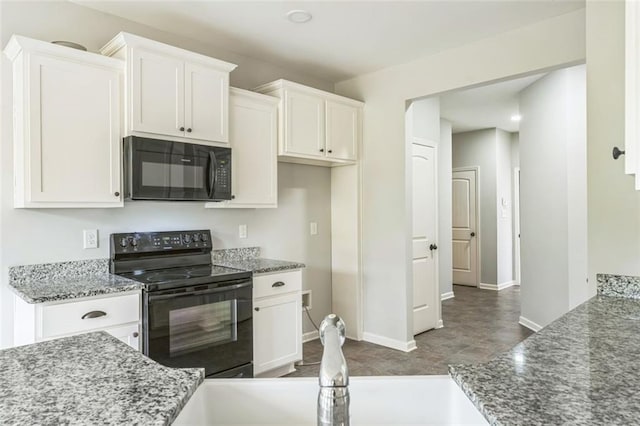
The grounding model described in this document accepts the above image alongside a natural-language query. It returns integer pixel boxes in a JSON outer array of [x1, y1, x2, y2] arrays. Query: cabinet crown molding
[[100, 32, 237, 72], [253, 79, 364, 107], [3, 34, 124, 69]]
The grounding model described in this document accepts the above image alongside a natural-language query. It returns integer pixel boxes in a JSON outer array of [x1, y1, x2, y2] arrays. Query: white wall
[[335, 9, 585, 347], [0, 2, 334, 348], [406, 98, 453, 301], [496, 129, 513, 285], [452, 129, 498, 285], [586, 1, 640, 289], [519, 64, 587, 328]]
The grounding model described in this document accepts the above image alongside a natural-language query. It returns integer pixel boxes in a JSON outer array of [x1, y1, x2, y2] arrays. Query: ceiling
[[73, 0, 585, 83], [440, 73, 545, 134]]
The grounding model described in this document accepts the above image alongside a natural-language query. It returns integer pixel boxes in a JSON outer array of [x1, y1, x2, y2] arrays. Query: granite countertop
[[215, 257, 306, 274], [9, 259, 142, 304], [450, 290, 640, 424], [213, 247, 305, 274], [0, 331, 203, 425]]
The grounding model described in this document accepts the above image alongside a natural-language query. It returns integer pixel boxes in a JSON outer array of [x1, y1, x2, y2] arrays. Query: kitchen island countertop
[[0, 331, 203, 425], [450, 292, 640, 425]]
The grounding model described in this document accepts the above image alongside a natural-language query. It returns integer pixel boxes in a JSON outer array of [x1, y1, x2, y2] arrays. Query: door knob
[[429, 243, 438, 251], [470, 232, 476, 237]]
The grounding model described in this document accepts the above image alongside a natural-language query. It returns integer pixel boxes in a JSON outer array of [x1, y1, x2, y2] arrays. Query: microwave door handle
[[207, 151, 217, 198]]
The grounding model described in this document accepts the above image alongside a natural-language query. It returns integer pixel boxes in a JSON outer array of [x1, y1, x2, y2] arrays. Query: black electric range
[[110, 230, 253, 378]]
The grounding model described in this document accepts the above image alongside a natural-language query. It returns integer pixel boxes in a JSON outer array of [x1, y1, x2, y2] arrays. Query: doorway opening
[[407, 63, 587, 336]]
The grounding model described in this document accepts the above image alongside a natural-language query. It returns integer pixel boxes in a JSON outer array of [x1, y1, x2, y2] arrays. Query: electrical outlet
[[310, 222, 318, 236], [239, 224, 247, 239], [301, 290, 312, 310], [83, 229, 98, 249]]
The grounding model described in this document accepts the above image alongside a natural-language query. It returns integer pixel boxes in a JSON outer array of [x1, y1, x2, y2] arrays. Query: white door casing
[[412, 142, 439, 335], [452, 168, 479, 287], [514, 167, 522, 285]]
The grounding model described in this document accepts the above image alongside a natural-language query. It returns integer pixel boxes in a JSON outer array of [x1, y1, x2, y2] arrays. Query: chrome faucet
[[317, 314, 350, 426]]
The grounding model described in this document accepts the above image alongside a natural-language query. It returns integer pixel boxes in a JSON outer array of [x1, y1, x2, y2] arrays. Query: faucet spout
[[317, 314, 350, 426]]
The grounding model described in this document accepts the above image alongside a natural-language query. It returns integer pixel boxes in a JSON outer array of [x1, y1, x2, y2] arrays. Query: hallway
[[287, 285, 533, 377]]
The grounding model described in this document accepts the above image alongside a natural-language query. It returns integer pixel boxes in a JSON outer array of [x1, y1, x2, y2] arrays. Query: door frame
[[411, 137, 440, 333], [513, 167, 521, 285], [452, 166, 481, 288]]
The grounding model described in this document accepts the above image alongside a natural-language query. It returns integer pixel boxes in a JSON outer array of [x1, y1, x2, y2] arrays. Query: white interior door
[[412, 143, 438, 335], [452, 169, 479, 286]]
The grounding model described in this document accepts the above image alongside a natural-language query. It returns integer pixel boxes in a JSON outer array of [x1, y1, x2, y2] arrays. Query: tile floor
[[287, 284, 533, 377]]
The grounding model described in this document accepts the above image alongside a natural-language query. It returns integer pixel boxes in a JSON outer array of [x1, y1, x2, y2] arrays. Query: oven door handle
[[148, 281, 251, 301]]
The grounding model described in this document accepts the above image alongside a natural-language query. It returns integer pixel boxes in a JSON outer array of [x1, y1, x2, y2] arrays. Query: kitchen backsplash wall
[[0, 1, 334, 348]]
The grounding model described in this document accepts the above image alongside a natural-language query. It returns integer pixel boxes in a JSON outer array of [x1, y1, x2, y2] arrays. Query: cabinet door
[[27, 54, 121, 204], [131, 48, 184, 137], [325, 99, 359, 161], [253, 293, 302, 375], [104, 323, 141, 351], [185, 62, 229, 144], [283, 89, 325, 157], [207, 92, 277, 208]]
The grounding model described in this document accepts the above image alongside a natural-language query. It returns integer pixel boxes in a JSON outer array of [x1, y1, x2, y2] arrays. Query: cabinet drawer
[[41, 292, 140, 338], [253, 270, 302, 299]]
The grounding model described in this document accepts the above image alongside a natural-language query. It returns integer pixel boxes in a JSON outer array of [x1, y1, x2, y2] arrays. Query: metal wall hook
[[613, 147, 625, 160]]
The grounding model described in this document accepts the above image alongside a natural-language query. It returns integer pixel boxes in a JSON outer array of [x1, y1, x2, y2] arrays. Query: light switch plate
[[83, 229, 98, 249], [239, 224, 248, 239], [310, 222, 318, 236]]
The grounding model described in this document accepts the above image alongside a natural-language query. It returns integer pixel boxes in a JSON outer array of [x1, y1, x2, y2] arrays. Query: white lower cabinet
[[13, 291, 141, 351], [253, 270, 302, 377]]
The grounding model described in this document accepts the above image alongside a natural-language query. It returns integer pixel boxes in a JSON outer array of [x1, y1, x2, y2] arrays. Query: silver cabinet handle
[[81, 310, 106, 319], [272, 281, 285, 288]]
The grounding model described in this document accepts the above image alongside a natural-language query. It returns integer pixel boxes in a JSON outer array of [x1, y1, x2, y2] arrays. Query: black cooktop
[[121, 265, 251, 291]]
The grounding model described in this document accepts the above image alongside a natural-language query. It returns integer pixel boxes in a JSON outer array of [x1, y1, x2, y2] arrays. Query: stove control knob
[[130, 238, 138, 247], [119, 237, 129, 248], [193, 233, 200, 242], [201, 233, 209, 242], [182, 234, 192, 244]]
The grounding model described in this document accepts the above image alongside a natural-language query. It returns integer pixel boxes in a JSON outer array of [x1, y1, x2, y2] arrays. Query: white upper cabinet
[[326, 99, 359, 161], [254, 79, 363, 167], [101, 32, 236, 146], [206, 88, 278, 209], [4, 35, 124, 208], [131, 48, 184, 138], [284, 89, 325, 157]]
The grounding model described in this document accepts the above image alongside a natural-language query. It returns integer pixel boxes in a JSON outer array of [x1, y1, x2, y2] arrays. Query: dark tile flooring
[[287, 284, 533, 377]]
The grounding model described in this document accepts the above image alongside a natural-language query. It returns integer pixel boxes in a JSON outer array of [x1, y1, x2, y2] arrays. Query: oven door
[[125, 136, 231, 201], [143, 279, 252, 377]]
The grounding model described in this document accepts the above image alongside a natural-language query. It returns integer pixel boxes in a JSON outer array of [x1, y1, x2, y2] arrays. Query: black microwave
[[123, 136, 232, 201]]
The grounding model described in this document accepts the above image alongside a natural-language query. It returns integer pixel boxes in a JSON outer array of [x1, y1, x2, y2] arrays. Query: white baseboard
[[363, 332, 417, 352], [302, 330, 319, 343], [441, 291, 455, 301], [479, 281, 517, 291], [519, 316, 543, 332]]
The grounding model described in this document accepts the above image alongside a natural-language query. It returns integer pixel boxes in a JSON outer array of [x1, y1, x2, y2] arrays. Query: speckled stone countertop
[[449, 294, 640, 425], [213, 247, 305, 274], [9, 259, 142, 303], [0, 331, 203, 425]]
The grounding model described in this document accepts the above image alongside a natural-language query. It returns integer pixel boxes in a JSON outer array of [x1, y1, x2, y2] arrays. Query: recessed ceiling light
[[511, 114, 522, 122], [286, 9, 312, 24]]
